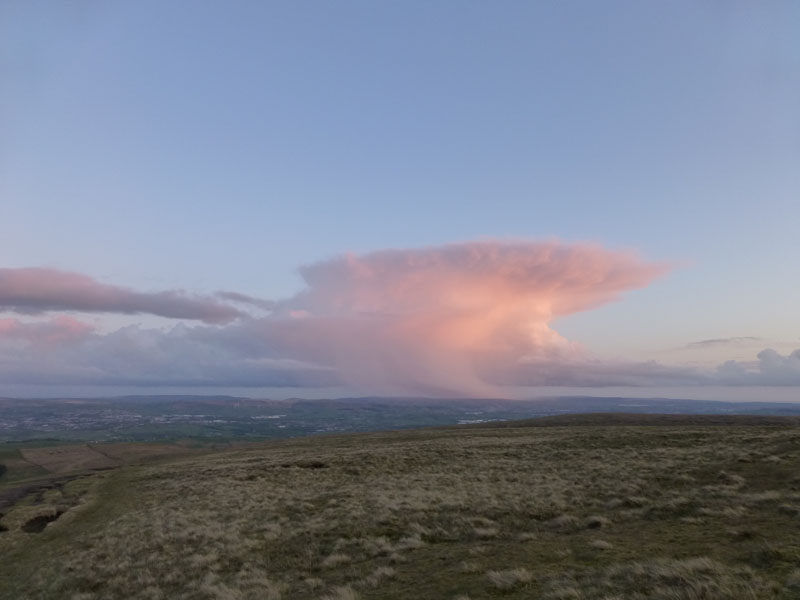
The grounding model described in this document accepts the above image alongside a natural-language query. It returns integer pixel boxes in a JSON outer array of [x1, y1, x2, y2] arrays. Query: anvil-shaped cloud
[[0, 242, 670, 394], [258, 241, 669, 394]]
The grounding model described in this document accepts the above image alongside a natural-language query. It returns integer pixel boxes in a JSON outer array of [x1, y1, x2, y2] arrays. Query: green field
[[0, 447, 51, 486], [2, 415, 800, 599]]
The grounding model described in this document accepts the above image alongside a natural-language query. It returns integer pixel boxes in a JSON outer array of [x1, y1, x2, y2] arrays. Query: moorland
[[3, 413, 800, 599]]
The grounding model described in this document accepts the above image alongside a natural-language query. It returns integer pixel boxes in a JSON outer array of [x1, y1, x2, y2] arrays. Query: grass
[[2, 415, 800, 598], [0, 447, 50, 486], [19, 445, 121, 474], [486, 567, 533, 590]]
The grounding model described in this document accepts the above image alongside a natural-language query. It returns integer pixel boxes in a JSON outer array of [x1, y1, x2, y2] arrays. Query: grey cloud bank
[[0, 267, 250, 323]]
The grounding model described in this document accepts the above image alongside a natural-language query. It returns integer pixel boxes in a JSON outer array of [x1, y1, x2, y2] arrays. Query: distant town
[[3, 395, 800, 444]]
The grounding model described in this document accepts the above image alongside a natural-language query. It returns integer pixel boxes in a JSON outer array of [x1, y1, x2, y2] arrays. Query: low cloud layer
[[0, 316, 94, 346], [0, 241, 672, 395], [686, 336, 762, 349], [3, 243, 798, 394], [717, 349, 800, 386], [0, 268, 250, 323]]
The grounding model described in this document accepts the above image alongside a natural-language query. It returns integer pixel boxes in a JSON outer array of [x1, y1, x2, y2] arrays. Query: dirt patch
[[0, 474, 83, 512], [281, 460, 328, 469], [91, 443, 195, 463], [22, 511, 64, 533]]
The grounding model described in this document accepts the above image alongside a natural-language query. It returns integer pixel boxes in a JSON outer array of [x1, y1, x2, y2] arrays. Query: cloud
[[0, 242, 671, 394], [258, 241, 669, 394], [717, 348, 800, 386], [215, 291, 275, 311], [499, 356, 706, 388], [686, 336, 762, 349], [0, 315, 94, 346], [0, 321, 337, 387], [0, 267, 249, 323]]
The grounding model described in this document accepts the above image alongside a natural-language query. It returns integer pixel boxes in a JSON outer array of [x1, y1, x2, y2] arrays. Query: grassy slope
[[0, 447, 50, 485], [2, 415, 800, 599]]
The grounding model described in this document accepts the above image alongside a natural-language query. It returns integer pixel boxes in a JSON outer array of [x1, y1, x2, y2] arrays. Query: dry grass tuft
[[362, 566, 396, 587], [473, 526, 499, 538], [320, 586, 360, 600], [321, 553, 352, 568], [547, 514, 579, 529], [540, 557, 777, 599], [486, 567, 533, 590], [396, 533, 426, 550], [785, 569, 800, 589], [460, 561, 481, 573], [304, 578, 325, 590]]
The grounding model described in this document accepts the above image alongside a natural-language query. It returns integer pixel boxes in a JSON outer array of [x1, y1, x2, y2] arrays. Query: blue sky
[[1, 1, 798, 399]]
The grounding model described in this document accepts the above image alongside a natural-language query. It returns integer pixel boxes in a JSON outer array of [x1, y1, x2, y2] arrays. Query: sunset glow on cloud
[[0, 315, 94, 346], [260, 241, 669, 394], [2, 241, 798, 396], [0, 241, 677, 395]]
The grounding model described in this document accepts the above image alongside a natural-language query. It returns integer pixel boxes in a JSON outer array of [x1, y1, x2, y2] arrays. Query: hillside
[[462, 412, 800, 428], [3, 414, 800, 599]]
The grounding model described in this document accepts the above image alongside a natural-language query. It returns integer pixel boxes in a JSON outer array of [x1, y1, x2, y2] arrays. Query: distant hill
[[461, 412, 800, 428], [3, 394, 800, 443]]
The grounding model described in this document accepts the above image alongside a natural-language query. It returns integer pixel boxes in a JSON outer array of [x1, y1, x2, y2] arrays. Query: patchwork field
[[0, 448, 50, 486], [19, 445, 121, 474], [2, 415, 800, 599]]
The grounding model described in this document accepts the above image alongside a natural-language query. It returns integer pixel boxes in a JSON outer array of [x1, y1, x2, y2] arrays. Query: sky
[[1, 1, 799, 400]]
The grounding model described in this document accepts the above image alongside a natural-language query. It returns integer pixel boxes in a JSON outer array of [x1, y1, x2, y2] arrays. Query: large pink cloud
[[259, 241, 670, 395], [0, 268, 248, 323]]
